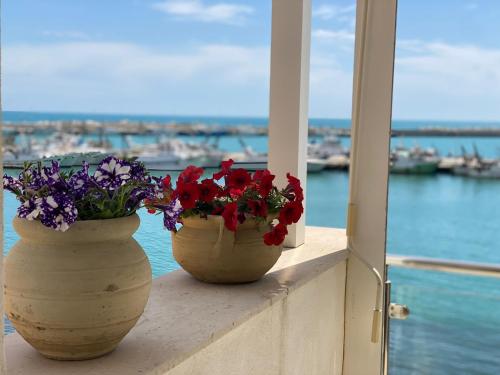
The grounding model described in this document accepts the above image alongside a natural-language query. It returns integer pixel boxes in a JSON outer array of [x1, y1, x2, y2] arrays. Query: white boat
[[3, 133, 41, 167], [124, 135, 224, 170], [135, 152, 182, 170], [40, 133, 113, 158], [3, 150, 39, 168], [308, 136, 347, 159], [227, 148, 267, 171], [438, 156, 465, 172], [325, 154, 350, 170], [307, 158, 328, 173], [390, 146, 439, 174], [226, 138, 268, 171], [229, 139, 330, 173], [463, 163, 500, 179], [3, 132, 114, 168], [452, 145, 500, 178], [453, 158, 500, 179], [307, 136, 349, 171], [191, 138, 225, 167]]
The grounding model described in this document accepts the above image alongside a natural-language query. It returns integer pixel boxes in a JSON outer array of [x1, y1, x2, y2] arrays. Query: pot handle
[[212, 220, 234, 259]]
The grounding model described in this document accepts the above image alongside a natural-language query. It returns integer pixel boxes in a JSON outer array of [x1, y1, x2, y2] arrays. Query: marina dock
[[3, 120, 499, 178]]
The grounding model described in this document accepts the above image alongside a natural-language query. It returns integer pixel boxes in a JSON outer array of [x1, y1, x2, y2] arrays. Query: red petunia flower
[[226, 168, 251, 191], [263, 223, 288, 246], [253, 169, 271, 181], [258, 174, 275, 197], [228, 187, 245, 198], [198, 179, 219, 203], [178, 165, 204, 185], [286, 172, 300, 187], [162, 175, 172, 189], [286, 173, 304, 202], [279, 200, 304, 225], [222, 202, 238, 231], [213, 159, 234, 180], [176, 182, 200, 210], [247, 199, 268, 218]]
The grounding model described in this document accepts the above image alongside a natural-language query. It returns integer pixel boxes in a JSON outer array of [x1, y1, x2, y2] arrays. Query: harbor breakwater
[[4, 120, 500, 137]]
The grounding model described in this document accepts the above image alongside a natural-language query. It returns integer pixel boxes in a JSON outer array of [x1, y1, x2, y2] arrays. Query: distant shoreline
[[3, 120, 500, 138]]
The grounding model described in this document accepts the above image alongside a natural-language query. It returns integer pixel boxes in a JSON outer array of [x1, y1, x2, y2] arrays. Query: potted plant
[[3, 156, 171, 360], [148, 160, 304, 283]]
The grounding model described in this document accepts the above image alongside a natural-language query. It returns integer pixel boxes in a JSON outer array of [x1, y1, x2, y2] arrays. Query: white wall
[[166, 261, 346, 375]]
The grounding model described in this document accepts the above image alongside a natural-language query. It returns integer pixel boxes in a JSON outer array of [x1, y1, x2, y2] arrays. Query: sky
[[3, 0, 500, 121]]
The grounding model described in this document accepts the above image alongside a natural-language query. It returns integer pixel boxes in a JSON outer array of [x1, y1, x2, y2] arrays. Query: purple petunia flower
[[8, 155, 162, 232], [17, 197, 44, 221], [38, 193, 78, 232], [125, 186, 151, 210], [93, 156, 132, 190], [129, 161, 149, 182], [68, 161, 91, 199], [161, 198, 183, 231], [3, 175, 22, 194], [24, 161, 65, 191], [40, 161, 62, 184]]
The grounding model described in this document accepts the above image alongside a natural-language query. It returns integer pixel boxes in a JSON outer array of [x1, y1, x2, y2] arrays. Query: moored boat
[[307, 158, 328, 173], [390, 147, 439, 174], [451, 145, 500, 179]]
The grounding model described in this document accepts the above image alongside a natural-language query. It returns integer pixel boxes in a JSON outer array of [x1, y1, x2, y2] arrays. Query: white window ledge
[[5, 227, 347, 375]]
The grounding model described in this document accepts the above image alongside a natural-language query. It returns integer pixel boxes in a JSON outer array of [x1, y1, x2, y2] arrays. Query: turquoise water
[[387, 174, 500, 374], [3, 112, 500, 374]]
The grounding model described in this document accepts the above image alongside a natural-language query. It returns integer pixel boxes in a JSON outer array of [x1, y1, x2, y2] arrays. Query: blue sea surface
[[2, 112, 500, 374]]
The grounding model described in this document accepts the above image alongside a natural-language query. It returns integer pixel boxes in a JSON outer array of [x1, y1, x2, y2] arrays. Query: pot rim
[[13, 213, 140, 243]]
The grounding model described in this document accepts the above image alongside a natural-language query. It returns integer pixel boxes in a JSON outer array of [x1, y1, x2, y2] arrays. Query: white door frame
[[343, 1, 398, 374]]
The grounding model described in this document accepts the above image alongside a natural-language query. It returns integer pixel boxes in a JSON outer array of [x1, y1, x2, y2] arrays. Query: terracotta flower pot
[[4, 214, 152, 360], [172, 216, 282, 283]]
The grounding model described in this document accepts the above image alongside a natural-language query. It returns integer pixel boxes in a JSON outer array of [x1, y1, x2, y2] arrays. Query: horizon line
[[3, 109, 500, 124]]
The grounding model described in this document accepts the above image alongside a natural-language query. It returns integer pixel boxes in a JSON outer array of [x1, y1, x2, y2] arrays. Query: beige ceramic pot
[[4, 214, 152, 360], [172, 216, 282, 283]]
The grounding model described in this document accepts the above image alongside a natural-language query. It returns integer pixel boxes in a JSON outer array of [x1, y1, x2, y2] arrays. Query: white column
[[268, 0, 311, 248], [343, 1, 397, 375]]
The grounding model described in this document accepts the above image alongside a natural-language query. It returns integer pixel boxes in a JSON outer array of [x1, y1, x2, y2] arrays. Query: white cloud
[[396, 39, 428, 53], [152, 0, 254, 25], [396, 41, 500, 95], [5, 36, 500, 120], [308, 51, 353, 117], [312, 29, 355, 43], [313, 4, 355, 21], [311, 33, 500, 119], [393, 41, 500, 119], [5, 42, 269, 84], [42, 30, 90, 40], [3, 42, 269, 115]]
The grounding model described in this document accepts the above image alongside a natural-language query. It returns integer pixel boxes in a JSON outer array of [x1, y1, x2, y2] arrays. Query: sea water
[[3, 112, 500, 374]]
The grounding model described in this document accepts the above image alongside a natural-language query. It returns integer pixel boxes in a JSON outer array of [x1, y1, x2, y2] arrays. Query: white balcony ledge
[[5, 226, 347, 375]]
